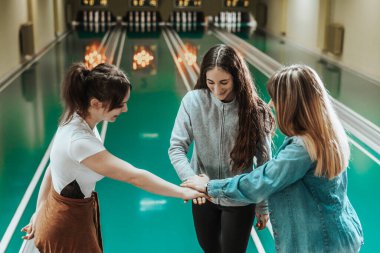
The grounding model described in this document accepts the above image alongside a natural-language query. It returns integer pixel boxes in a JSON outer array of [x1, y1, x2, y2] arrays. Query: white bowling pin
[[89, 11, 93, 22], [153, 12, 157, 22]]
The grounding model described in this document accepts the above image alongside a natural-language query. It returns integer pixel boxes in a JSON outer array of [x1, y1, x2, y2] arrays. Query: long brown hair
[[267, 64, 350, 179], [60, 63, 132, 125], [195, 44, 275, 173]]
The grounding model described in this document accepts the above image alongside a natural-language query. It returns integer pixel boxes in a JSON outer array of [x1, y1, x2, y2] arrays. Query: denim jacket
[[208, 136, 364, 253], [169, 90, 270, 213]]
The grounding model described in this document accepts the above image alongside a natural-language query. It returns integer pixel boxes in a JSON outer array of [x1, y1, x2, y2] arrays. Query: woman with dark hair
[[169, 44, 275, 253], [182, 64, 364, 252], [21, 62, 203, 253]]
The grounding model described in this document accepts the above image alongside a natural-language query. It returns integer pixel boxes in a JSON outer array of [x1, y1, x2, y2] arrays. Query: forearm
[[207, 142, 313, 203], [36, 166, 52, 212], [168, 148, 196, 181], [128, 169, 184, 198], [207, 176, 264, 203], [82, 151, 184, 199], [169, 101, 195, 181]]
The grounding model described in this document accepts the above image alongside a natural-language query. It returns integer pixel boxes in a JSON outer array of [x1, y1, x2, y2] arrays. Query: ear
[[90, 98, 103, 109]]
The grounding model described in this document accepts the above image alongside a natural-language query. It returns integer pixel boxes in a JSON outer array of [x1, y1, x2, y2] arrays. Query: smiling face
[[206, 67, 235, 102], [103, 91, 130, 122]]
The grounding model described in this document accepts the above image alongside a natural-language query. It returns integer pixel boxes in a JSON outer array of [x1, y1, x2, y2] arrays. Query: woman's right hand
[[180, 174, 209, 193], [180, 187, 206, 204], [21, 212, 37, 240]]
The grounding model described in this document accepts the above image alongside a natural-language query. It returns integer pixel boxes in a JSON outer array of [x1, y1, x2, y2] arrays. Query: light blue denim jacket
[[208, 136, 364, 253]]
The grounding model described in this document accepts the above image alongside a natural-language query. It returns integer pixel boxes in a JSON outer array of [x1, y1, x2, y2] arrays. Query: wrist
[[204, 182, 209, 194]]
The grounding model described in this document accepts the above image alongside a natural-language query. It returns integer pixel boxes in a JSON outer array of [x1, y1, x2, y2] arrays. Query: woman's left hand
[[255, 213, 269, 230], [181, 174, 210, 193], [21, 212, 37, 240]]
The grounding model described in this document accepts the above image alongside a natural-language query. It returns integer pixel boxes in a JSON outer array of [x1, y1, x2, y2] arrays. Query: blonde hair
[[267, 64, 350, 179]]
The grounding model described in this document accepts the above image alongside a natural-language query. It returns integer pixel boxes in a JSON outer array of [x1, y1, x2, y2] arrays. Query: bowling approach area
[[0, 0, 380, 252]]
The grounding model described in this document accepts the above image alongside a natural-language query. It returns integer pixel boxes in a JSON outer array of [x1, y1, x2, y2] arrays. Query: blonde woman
[[182, 65, 364, 252]]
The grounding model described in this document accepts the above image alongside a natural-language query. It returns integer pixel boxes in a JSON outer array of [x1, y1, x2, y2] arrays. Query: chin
[[214, 94, 224, 100]]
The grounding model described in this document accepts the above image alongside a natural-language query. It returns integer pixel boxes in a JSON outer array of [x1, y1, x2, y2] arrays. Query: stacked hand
[[181, 186, 206, 203], [181, 174, 210, 204], [182, 174, 270, 229]]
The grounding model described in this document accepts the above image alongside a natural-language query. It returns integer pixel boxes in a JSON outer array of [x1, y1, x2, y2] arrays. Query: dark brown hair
[[60, 62, 131, 125], [195, 44, 275, 173]]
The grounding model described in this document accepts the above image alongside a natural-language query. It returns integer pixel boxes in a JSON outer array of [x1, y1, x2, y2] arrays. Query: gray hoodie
[[169, 89, 270, 213]]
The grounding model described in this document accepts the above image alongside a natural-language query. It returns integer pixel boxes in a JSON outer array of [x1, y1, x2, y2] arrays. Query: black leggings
[[192, 200, 255, 253]]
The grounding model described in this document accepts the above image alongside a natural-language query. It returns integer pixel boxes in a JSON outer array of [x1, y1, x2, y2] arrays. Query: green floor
[[0, 27, 379, 252]]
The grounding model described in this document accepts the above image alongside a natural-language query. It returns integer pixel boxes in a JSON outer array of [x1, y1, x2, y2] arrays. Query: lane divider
[[171, 30, 200, 75], [163, 27, 199, 86], [162, 29, 193, 91], [100, 27, 126, 142], [250, 228, 266, 253]]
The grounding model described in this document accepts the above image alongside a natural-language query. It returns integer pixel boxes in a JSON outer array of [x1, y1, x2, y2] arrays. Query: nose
[[122, 104, 128, 113], [214, 84, 221, 95]]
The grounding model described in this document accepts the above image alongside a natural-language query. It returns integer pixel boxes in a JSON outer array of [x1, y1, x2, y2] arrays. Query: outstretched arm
[[82, 150, 204, 201], [207, 141, 313, 203], [182, 140, 313, 203]]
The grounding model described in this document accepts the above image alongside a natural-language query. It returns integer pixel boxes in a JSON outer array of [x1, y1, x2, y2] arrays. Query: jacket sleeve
[[207, 141, 313, 203], [168, 99, 196, 181], [255, 134, 272, 214]]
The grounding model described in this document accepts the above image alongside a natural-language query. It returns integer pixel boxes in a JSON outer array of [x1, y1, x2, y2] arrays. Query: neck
[[84, 115, 100, 130]]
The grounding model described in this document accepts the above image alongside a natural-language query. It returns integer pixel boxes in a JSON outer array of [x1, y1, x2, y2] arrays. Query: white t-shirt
[[50, 114, 105, 198]]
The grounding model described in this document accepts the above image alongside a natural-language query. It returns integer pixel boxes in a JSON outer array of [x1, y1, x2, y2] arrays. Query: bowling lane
[[0, 29, 109, 252], [237, 30, 380, 127], [98, 26, 277, 252], [95, 29, 203, 252]]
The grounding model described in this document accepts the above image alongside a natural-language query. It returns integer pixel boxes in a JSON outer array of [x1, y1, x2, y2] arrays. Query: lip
[[215, 92, 226, 97]]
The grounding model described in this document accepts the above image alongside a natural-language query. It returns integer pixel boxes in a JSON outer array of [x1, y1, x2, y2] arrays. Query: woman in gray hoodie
[[169, 44, 275, 253]]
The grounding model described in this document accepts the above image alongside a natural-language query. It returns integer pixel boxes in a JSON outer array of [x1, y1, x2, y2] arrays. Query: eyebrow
[[207, 78, 230, 82]]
